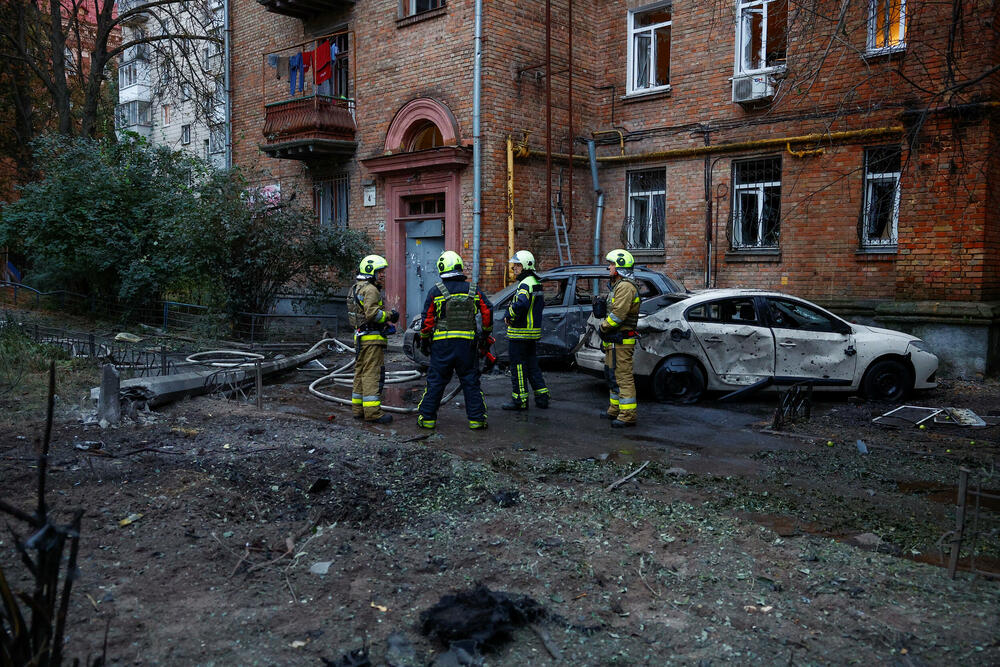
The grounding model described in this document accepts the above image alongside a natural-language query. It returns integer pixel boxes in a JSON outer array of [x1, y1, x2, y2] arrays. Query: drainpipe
[[223, 0, 231, 168], [587, 139, 604, 265], [471, 0, 483, 284], [506, 135, 515, 287]]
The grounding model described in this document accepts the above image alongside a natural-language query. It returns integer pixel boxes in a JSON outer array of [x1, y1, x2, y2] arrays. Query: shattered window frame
[[314, 174, 350, 229], [860, 146, 901, 248], [867, 0, 906, 53], [627, 2, 672, 94], [625, 168, 666, 251], [735, 0, 787, 74], [730, 156, 781, 250]]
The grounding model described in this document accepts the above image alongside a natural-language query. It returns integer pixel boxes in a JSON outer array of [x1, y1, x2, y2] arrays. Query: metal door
[[404, 219, 444, 323]]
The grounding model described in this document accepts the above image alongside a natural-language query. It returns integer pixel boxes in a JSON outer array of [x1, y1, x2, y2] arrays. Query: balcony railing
[[256, 0, 354, 20], [260, 31, 355, 161], [261, 96, 356, 160]]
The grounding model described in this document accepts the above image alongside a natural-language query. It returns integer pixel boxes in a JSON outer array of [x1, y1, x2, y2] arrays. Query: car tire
[[652, 357, 706, 404], [861, 358, 912, 402]]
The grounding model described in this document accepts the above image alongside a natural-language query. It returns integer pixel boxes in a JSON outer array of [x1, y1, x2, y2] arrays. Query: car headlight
[[908, 340, 932, 354]]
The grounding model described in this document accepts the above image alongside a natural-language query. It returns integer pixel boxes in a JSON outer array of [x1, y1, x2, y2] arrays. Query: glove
[[389, 309, 399, 324], [419, 337, 431, 356], [592, 300, 607, 319], [385, 324, 396, 336]]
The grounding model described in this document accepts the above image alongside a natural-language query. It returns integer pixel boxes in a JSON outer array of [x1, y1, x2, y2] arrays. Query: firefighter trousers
[[417, 338, 486, 428], [353, 344, 386, 420], [508, 339, 548, 407], [604, 343, 637, 423]]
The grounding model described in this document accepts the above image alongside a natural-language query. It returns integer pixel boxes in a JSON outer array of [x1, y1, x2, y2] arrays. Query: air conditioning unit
[[732, 74, 775, 105]]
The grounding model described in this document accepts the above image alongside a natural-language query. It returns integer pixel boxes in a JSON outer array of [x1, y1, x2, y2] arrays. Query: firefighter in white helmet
[[502, 250, 549, 410]]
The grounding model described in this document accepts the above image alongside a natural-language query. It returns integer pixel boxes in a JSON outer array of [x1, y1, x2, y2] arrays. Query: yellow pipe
[[523, 126, 904, 165], [786, 142, 825, 158], [506, 135, 515, 287], [592, 129, 625, 156]]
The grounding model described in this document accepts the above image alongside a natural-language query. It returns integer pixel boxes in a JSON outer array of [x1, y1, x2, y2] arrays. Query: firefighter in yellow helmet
[[600, 249, 641, 427], [348, 254, 398, 424]]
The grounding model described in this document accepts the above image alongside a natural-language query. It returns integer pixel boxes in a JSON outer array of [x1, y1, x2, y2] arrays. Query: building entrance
[[404, 218, 445, 322]]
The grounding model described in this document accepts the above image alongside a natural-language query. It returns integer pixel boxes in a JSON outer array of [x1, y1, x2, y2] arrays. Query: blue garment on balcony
[[289, 53, 304, 95]]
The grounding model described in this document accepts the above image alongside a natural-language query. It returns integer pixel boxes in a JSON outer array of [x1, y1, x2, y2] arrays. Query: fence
[[946, 468, 1000, 580], [0, 281, 342, 345]]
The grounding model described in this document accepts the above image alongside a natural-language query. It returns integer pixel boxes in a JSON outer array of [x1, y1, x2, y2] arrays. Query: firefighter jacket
[[420, 276, 493, 343], [506, 274, 543, 340], [348, 279, 390, 347], [600, 277, 640, 344]]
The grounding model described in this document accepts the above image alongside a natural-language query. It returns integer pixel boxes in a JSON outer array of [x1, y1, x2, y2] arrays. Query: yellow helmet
[[358, 254, 388, 277], [605, 249, 635, 269], [509, 250, 536, 271], [436, 250, 464, 275]]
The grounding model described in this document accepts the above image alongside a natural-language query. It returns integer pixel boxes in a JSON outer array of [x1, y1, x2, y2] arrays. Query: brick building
[[230, 0, 999, 374]]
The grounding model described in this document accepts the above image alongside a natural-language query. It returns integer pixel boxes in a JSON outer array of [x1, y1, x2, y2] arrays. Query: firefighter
[[417, 250, 493, 430], [502, 250, 549, 410], [348, 254, 398, 424], [600, 249, 641, 428]]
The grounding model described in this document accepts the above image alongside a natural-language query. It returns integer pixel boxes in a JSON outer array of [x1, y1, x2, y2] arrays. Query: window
[[625, 169, 665, 250], [316, 33, 350, 100], [766, 298, 840, 332], [736, 0, 787, 73], [181, 124, 191, 145], [161, 104, 170, 125], [209, 125, 225, 154], [409, 122, 443, 151], [115, 100, 151, 128], [731, 157, 781, 249], [627, 3, 671, 93], [687, 297, 758, 324], [119, 61, 138, 88], [861, 146, 901, 247], [181, 83, 192, 101], [868, 0, 906, 52], [405, 193, 446, 216], [203, 139, 210, 160], [314, 175, 350, 228], [403, 0, 443, 17], [205, 28, 222, 70]]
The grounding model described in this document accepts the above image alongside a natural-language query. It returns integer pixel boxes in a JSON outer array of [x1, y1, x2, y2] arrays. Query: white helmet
[[509, 250, 536, 271]]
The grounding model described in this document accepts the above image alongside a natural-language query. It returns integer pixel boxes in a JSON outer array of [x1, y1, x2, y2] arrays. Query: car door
[[685, 296, 775, 385], [765, 296, 857, 382], [534, 277, 571, 356]]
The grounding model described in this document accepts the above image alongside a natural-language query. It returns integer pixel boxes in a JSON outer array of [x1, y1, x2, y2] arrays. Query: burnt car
[[576, 288, 939, 403], [402, 264, 684, 367]]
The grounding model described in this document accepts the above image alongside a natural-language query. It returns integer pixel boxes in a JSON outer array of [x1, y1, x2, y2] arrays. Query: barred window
[[625, 169, 665, 250], [315, 175, 350, 228], [731, 157, 781, 249], [861, 146, 901, 247]]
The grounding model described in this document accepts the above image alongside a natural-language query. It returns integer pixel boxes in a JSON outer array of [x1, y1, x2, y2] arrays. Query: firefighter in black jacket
[[416, 251, 493, 429], [347, 254, 398, 424], [502, 250, 549, 410]]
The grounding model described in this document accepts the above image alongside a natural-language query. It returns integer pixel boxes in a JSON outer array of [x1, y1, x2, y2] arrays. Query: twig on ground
[[530, 622, 562, 661], [606, 461, 650, 492], [637, 556, 661, 599], [229, 543, 252, 578]]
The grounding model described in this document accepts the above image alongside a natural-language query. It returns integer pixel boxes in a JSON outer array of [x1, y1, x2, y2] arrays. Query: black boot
[[502, 401, 528, 411], [610, 419, 635, 428], [367, 414, 393, 424], [535, 397, 549, 409]]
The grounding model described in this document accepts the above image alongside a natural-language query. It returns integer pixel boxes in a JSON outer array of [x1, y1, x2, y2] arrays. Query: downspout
[[223, 0, 232, 168], [587, 139, 604, 265], [506, 135, 515, 287], [471, 0, 483, 284]]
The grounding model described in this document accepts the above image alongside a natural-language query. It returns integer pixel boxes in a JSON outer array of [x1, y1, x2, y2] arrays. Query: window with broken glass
[[627, 3, 671, 94], [625, 169, 666, 251], [315, 175, 350, 228], [860, 146, 901, 248], [730, 157, 781, 250], [736, 0, 787, 74], [867, 0, 906, 53]]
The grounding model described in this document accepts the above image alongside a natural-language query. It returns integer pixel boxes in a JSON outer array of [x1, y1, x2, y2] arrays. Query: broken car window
[[767, 298, 838, 332]]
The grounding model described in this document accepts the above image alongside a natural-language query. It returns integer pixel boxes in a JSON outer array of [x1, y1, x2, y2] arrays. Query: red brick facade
[[231, 0, 999, 317]]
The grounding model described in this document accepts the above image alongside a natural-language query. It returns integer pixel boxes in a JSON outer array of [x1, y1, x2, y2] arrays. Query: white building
[[115, 0, 228, 169]]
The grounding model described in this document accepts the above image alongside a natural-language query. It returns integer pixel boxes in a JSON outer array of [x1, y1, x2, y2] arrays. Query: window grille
[[730, 157, 781, 249], [315, 175, 350, 228], [623, 169, 665, 250], [860, 146, 901, 247]]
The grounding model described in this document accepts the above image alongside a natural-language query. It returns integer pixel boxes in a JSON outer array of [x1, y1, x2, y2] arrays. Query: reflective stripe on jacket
[[420, 276, 494, 343], [350, 280, 389, 346], [600, 278, 640, 344], [506, 275, 542, 340]]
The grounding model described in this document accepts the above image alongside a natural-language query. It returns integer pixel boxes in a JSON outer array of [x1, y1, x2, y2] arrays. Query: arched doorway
[[361, 98, 470, 322]]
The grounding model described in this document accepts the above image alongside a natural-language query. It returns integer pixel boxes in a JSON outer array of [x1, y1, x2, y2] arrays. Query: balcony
[[261, 96, 356, 160], [260, 32, 355, 160], [117, 0, 151, 23], [256, 0, 354, 20]]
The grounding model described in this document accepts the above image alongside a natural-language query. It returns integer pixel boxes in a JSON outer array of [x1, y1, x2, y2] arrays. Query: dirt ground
[[1, 344, 999, 665]]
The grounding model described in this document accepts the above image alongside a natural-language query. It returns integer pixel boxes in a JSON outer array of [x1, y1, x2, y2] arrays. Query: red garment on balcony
[[302, 49, 313, 72], [314, 39, 332, 85]]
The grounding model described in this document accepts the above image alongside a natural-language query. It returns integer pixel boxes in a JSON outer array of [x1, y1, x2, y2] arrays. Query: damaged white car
[[576, 289, 939, 403]]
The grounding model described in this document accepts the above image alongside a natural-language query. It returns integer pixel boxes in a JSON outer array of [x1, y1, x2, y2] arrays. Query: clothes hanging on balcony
[[302, 49, 314, 72], [289, 53, 304, 94], [267, 54, 288, 80], [314, 40, 332, 85]]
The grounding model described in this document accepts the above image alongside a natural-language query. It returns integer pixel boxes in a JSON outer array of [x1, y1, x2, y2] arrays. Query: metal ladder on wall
[[551, 199, 572, 266]]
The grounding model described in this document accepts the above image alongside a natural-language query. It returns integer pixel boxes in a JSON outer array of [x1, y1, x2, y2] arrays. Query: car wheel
[[652, 357, 706, 404], [861, 359, 912, 402]]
